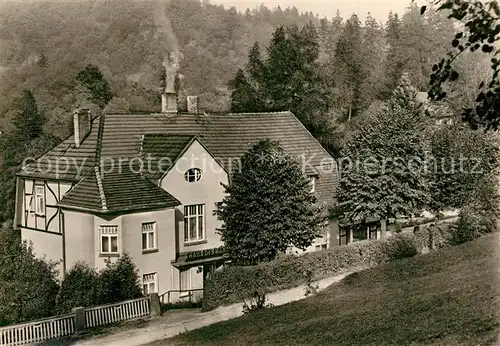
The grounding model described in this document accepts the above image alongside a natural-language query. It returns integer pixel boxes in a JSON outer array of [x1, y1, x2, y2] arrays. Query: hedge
[[203, 233, 425, 311], [413, 222, 454, 253]]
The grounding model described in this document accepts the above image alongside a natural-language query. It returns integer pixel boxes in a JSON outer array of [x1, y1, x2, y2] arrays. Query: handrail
[[159, 289, 204, 305]]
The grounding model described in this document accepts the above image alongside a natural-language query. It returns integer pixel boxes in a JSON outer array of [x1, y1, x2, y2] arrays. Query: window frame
[[369, 224, 379, 240], [142, 272, 157, 295], [314, 232, 328, 250], [142, 221, 157, 251], [100, 225, 119, 255], [26, 194, 35, 215], [339, 226, 350, 246], [34, 185, 45, 216], [184, 168, 202, 183], [352, 224, 369, 242], [183, 204, 205, 243]]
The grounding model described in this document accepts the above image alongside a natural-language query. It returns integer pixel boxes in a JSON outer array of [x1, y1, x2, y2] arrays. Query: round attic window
[[185, 168, 202, 182]]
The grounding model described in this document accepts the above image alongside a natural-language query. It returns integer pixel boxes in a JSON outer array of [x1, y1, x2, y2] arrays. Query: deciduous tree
[[217, 140, 325, 265], [76, 64, 114, 109], [335, 75, 430, 222], [423, 0, 500, 129]]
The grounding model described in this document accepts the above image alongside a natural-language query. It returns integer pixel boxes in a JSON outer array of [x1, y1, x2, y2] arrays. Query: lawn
[[152, 233, 500, 346]]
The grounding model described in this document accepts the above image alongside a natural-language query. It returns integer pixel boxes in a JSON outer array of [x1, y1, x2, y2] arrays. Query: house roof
[[417, 92, 454, 119], [140, 134, 194, 179], [20, 111, 338, 210], [19, 119, 100, 181], [58, 166, 181, 214]]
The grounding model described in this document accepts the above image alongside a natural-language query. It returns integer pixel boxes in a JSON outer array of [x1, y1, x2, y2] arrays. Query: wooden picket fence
[[85, 297, 150, 328], [0, 296, 152, 345], [0, 313, 75, 346]]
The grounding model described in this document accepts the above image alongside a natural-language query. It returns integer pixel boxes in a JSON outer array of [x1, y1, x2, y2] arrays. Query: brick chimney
[[161, 55, 178, 114], [187, 96, 198, 114], [73, 109, 91, 148]]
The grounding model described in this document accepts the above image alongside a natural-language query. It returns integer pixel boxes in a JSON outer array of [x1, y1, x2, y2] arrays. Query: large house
[[12, 59, 382, 297]]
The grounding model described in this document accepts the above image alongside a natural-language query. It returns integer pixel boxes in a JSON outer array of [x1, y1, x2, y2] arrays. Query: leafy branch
[[422, 0, 500, 129]]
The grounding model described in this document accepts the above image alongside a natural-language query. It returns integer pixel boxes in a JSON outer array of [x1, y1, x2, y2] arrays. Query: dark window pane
[[190, 217, 197, 239], [353, 225, 368, 242], [111, 236, 118, 252], [102, 236, 109, 252], [142, 233, 147, 249], [149, 233, 155, 248]]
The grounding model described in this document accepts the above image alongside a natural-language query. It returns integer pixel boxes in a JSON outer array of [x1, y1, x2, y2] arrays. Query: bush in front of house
[[383, 233, 419, 260], [98, 253, 143, 305], [55, 262, 100, 314], [203, 239, 402, 311], [55, 253, 143, 313], [0, 230, 59, 326]]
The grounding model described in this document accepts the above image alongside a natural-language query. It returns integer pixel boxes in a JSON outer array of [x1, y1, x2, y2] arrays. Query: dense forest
[[0, 0, 490, 137], [0, 0, 493, 226]]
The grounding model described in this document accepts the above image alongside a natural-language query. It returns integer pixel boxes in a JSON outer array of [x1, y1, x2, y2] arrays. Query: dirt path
[[71, 273, 350, 346]]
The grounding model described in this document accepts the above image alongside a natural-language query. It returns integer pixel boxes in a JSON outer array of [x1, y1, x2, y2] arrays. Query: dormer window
[[185, 168, 202, 182]]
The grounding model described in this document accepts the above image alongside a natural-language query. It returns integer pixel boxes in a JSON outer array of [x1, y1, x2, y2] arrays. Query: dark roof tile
[[22, 111, 338, 209]]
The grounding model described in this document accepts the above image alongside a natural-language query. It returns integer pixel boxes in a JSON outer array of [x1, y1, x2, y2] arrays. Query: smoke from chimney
[[154, 2, 180, 55], [161, 52, 182, 114]]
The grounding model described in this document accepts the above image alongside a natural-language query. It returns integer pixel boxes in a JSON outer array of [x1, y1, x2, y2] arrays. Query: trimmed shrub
[[449, 206, 497, 245], [383, 233, 418, 261], [55, 262, 100, 314], [203, 226, 458, 311], [203, 240, 391, 311], [98, 253, 143, 305], [413, 222, 454, 252]]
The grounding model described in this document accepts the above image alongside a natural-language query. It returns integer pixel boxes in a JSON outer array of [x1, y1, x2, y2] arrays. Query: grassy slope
[[155, 233, 500, 346]]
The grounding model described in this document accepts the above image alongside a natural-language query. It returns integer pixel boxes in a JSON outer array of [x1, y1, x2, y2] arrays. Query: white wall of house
[[62, 208, 178, 295], [122, 209, 176, 295], [64, 210, 95, 269], [161, 139, 228, 254], [21, 228, 63, 268]]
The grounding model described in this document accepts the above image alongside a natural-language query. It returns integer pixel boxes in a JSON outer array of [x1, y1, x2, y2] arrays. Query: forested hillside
[[0, 0, 487, 136], [0, 0, 491, 226]]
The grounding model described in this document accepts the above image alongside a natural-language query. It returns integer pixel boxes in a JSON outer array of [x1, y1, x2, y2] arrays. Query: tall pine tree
[[12, 90, 45, 142], [382, 11, 403, 99], [334, 14, 364, 119], [360, 13, 386, 110], [228, 69, 259, 113]]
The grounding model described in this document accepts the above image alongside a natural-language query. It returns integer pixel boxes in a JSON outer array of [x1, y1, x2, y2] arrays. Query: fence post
[[149, 293, 161, 316], [72, 307, 86, 332]]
